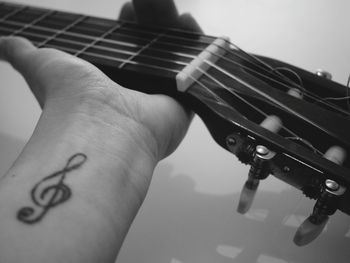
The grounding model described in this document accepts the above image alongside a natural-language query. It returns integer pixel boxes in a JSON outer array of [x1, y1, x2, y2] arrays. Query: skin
[[0, 0, 201, 262]]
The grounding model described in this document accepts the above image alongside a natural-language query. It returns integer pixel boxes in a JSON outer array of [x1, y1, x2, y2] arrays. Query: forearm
[[0, 96, 157, 262]]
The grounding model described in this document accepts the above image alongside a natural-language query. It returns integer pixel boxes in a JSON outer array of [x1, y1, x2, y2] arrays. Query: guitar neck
[[0, 1, 216, 96]]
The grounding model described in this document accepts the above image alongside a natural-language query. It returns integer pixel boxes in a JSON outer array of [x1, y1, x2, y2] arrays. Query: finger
[[0, 36, 36, 75], [132, 0, 179, 27], [177, 13, 203, 33], [118, 2, 136, 22]]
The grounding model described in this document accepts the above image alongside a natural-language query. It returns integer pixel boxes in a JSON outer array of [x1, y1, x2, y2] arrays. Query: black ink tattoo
[[17, 153, 87, 224]]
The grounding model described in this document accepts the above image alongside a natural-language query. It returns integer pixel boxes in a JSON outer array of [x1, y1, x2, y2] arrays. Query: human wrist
[[0, 99, 157, 262], [43, 83, 161, 163]]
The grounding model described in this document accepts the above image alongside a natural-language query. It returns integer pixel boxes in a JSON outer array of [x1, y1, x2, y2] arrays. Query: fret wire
[[33, 41, 180, 74], [121, 20, 215, 42], [1, 3, 215, 47], [0, 4, 26, 22], [11, 28, 189, 67], [118, 32, 167, 69], [10, 9, 55, 37], [120, 24, 216, 45], [37, 15, 87, 48], [74, 21, 125, 57], [1, 19, 139, 48], [1, 19, 203, 53], [79, 21, 213, 46], [1, 22, 195, 61], [0, 5, 214, 48]]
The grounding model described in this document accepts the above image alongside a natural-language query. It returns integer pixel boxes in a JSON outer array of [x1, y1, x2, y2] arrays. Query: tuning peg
[[294, 146, 347, 246], [236, 116, 281, 214], [237, 176, 259, 214], [293, 214, 329, 247], [294, 179, 345, 246], [237, 145, 275, 214], [315, 69, 332, 80]]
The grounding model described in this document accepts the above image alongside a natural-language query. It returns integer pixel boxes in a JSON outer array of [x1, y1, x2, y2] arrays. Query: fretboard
[[0, 1, 215, 95]]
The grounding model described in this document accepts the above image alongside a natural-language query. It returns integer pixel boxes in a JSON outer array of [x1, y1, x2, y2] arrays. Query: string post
[[315, 69, 332, 80]]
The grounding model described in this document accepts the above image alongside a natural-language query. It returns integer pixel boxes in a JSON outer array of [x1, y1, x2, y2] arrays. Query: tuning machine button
[[236, 116, 281, 214], [237, 145, 276, 214], [315, 69, 332, 80], [294, 179, 346, 246], [294, 146, 347, 246]]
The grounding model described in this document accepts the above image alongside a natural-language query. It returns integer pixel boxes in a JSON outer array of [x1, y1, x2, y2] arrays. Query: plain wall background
[[1, 1, 350, 262]]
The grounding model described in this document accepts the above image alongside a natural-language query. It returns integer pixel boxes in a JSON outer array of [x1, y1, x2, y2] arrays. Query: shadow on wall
[[1, 132, 349, 263], [118, 162, 350, 263]]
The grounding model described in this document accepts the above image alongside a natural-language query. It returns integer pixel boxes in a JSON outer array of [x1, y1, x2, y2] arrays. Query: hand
[[0, 0, 201, 162], [0, 2, 202, 262]]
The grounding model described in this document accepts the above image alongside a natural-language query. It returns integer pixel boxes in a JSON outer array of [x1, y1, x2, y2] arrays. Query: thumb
[[0, 36, 48, 105], [0, 36, 37, 75]]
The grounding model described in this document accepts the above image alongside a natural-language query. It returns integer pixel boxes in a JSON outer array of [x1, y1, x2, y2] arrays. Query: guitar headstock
[[183, 42, 350, 245]]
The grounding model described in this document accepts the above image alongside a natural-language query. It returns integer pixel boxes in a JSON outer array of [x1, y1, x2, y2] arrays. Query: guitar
[[1, 1, 349, 246]]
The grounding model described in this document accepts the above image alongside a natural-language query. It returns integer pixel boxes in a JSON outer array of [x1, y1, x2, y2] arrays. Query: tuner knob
[[294, 146, 347, 246], [237, 145, 275, 214], [237, 116, 281, 214], [294, 179, 345, 246], [315, 69, 332, 80]]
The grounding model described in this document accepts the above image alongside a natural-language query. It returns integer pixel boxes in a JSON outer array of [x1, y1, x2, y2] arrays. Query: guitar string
[[119, 18, 350, 115], [0, 24, 334, 153], [0, 19, 348, 118], [315, 74, 350, 113], [20, 38, 323, 155], [0, 6, 339, 103], [0, 27, 330, 153], [0, 1, 346, 104], [220, 42, 350, 116], [191, 66, 323, 155], [0, 23, 311, 95], [1, 18, 347, 117]]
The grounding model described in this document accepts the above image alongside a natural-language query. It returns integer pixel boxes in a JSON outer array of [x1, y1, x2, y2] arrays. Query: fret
[[0, 4, 13, 18], [118, 32, 166, 69], [0, 4, 26, 22], [122, 21, 214, 45], [106, 32, 151, 46], [151, 41, 202, 56], [40, 41, 179, 77], [37, 15, 87, 47], [0, 23, 18, 34], [15, 30, 47, 43], [10, 9, 55, 37], [86, 45, 188, 67], [36, 11, 84, 29], [74, 21, 124, 57], [0, 18, 136, 48], [78, 17, 118, 32], [1, 16, 206, 56], [80, 50, 179, 77]]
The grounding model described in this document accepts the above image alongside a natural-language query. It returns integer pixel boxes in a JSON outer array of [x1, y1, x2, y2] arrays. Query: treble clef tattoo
[[17, 153, 87, 224]]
